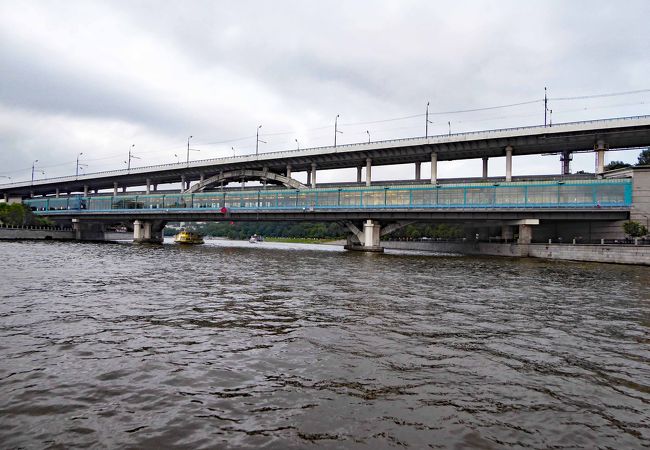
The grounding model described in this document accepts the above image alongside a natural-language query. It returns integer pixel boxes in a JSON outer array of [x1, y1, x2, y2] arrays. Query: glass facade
[[25, 179, 633, 213]]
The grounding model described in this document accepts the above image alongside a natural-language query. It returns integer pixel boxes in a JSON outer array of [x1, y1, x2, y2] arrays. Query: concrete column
[[366, 158, 372, 187], [501, 225, 513, 241], [415, 162, 421, 181], [306, 170, 311, 186], [363, 220, 382, 249], [430, 152, 438, 184], [596, 139, 606, 174], [199, 172, 204, 183], [505, 146, 513, 182], [3, 193, 7, 202], [55, 188, 60, 199], [142, 221, 152, 240], [482, 157, 489, 179], [286, 164, 292, 178], [153, 183, 158, 192], [83, 185, 89, 197], [94, 189, 98, 194], [133, 220, 142, 240], [357, 166, 362, 183], [180, 176, 186, 193], [122, 186, 127, 193], [113, 182, 118, 196], [518, 224, 533, 244], [561, 151, 571, 175], [311, 163, 316, 188], [146, 178, 151, 195]]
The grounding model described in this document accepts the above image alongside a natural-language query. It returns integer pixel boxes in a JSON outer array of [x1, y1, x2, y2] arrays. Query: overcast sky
[[1, 0, 649, 184]]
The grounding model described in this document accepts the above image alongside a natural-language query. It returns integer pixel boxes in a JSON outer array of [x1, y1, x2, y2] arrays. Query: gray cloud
[[0, 0, 649, 180]]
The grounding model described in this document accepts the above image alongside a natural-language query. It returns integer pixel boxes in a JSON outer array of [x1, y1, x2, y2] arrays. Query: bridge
[[2, 115, 650, 200], [6, 116, 650, 252]]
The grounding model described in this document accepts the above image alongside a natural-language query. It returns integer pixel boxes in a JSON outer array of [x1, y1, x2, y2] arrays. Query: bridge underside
[[188, 169, 306, 192]]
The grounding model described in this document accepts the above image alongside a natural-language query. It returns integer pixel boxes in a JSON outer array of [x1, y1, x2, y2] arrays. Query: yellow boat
[[173, 230, 204, 244]]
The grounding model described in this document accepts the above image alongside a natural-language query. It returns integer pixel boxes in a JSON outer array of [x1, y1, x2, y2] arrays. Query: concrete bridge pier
[[343, 220, 413, 252], [133, 219, 165, 244], [72, 218, 106, 241]]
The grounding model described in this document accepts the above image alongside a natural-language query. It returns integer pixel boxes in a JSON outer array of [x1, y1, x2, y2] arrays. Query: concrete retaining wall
[[382, 240, 650, 265], [0, 227, 75, 240]]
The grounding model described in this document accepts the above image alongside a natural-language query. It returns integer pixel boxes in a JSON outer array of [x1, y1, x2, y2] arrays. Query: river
[[1, 239, 649, 449]]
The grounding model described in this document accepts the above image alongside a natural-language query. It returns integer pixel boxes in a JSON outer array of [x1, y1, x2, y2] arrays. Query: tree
[[604, 161, 631, 171], [637, 148, 650, 166], [622, 221, 648, 238]]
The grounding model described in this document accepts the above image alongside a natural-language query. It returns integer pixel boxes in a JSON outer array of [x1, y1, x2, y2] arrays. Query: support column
[[343, 220, 384, 252], [142, 221, 152, 240], [306, 170, 311, 187], [482, 157, 489, 179], [430, 152, 438, 184], [83, 185, 89, 197], [286, 164, 291, 178], [501, 225, 514, 242], [146, 178, 151, 195], [310, 163, 316, 188], [561, 151, 572, 175], [153, 183, 158, 192], [3, 193, 7, 202], [122, 186, 127, 193], [505, 146, 513, 182], [518, 224, 533, 244], [113, 182, 118, 196], [133, 220, 142, 241], [415, 161, 421, 181], [596, 139, 606, 174], [180, 176, 186, 193], [55, 188, 60, 199], [357, 166, 362, 183], [199, 172, 204, 184], [366, 158, 372, 187]]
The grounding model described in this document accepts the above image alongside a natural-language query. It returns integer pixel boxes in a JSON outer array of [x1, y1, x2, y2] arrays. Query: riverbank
[[0, 226, 74, 240], [382, 240, 650, 265]]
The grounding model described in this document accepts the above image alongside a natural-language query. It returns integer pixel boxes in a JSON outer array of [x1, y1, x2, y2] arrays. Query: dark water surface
[[1, 239, 649, 449]]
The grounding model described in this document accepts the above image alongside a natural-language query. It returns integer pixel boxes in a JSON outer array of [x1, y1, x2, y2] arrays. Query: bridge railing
[[24, 179, 632, 213], [3, 115, 650, 188]]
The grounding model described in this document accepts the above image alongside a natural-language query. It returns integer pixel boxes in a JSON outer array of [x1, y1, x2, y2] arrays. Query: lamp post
[[126, 144, 138, 170], [174, 153, 180, 163], [76, 152, 83, 177], [426, 102, 433, 138], [366, 130, 371, 143], [334, 114, 343, 147], [232, 147, 236, 157], [31, 160, 38, 184], [448, 121, 451, 136], [256, 125, 266, 155], [295, 139, 299, 151], [186, 136, 193, 164]]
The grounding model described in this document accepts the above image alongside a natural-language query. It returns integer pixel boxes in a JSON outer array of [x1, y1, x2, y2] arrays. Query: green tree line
[[0, 203, 52, 227]]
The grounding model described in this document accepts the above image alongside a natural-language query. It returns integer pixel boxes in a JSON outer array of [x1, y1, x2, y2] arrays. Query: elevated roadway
[[3, 115, 650, 198]]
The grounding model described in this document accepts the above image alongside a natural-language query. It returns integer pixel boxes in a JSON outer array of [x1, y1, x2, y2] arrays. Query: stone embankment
[[0, 226, 75, 241], [383, 240, 650, 265]]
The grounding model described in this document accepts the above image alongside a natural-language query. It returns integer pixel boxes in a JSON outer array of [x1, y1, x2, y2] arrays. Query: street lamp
[[256, 125, 266, 155], [186, 136, 193, 164], [366, 130, 371, 143], [76, 152, 84, 177], [295, 138, 299, 150], [31, 160, 39, 184], [125, 144, 139, 170], [174, 153, 180, 163], [334, 114, 343, 147], [426, 102, 433, 138], [448, 121, 451, 136], [232, 146, 236, 157]]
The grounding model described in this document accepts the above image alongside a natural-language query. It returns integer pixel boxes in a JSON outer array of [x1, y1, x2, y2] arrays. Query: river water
[[1, 239, 649, 449]]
